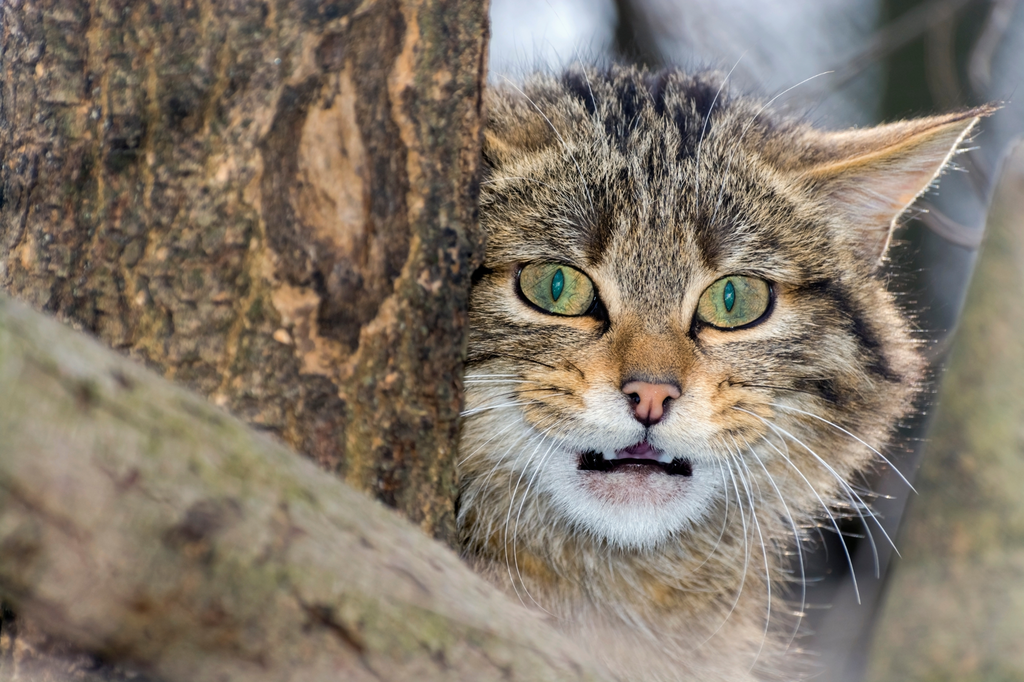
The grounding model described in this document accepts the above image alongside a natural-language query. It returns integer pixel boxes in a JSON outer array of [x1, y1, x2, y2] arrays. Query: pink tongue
[[615, 441, 660, 461]]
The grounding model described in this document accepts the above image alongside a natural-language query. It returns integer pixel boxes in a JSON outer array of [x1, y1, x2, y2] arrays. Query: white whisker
[[756, 418, 898, 573], [512, 436, 559, 616], [461, 399, 535, 418], [737, 434, 807, 653], [500, 77, 596, 214], [731, 446, 772, 671], [464, 379, 539, 384], [477, 430, 541, 497], [711, 71, 834, 224], [734, 406, 862, 604], [702, 454, 751, 645], [503, 435, 547, 608], [457, 418, 522, 467], [769, 402, 916, 492], [695, 54, 745, 213], [690, 459, 733, 574]]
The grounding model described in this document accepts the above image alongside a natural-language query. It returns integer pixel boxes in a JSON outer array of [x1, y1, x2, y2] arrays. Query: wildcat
[[457, 65, 990, 682]]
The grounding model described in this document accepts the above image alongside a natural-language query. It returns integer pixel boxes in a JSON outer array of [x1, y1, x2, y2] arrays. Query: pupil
[[723, 280, 736, 312], [551, 268, 565, 301]]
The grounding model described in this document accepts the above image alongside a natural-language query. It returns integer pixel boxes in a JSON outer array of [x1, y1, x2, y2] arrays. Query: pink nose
[[622, 380, 681, 425]]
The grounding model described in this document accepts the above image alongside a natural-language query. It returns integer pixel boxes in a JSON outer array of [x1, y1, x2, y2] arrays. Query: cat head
[[459, 66, 991, 555]]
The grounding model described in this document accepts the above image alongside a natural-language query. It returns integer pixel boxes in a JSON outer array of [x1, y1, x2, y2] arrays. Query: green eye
[[697, 276, 771, 329], [518, 262, 596, 316]]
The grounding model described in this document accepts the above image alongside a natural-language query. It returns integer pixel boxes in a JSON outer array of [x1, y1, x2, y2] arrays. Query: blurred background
[[486, 1, 1024, 680]]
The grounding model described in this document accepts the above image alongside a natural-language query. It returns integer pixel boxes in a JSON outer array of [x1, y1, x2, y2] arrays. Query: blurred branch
[[0, 295, 615, 682], [612, 0, 664, 67], [824, 0, 978, 95], [867, 141, 1024, 682], [925, 7, 962, 109], [916, 202, 985, 248], [969, 0, 1019, 91]]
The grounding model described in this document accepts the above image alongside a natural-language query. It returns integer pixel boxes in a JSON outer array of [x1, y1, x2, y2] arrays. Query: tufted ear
[[482, 89, 559, 173], [481, 119, 559, 173], [796, 105, 997, 264]]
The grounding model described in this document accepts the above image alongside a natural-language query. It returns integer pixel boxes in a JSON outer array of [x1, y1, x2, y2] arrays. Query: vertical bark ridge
[[0, 0, 490, 542]]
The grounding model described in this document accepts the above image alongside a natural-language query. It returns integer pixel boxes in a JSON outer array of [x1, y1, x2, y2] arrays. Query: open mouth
[[578, 441, 693, 476]]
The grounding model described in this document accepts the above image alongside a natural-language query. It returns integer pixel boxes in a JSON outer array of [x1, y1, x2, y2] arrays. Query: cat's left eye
[[518, 262, 596, 316], [696, 275, 771, 329]]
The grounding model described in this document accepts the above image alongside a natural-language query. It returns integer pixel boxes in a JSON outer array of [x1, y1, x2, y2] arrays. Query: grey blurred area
[[864, 140, 1024, 682], [486, 0, 1024, 680], [488, 0, 884, 124], [617, 0, 885, 126], [489, 0, 618, 76]]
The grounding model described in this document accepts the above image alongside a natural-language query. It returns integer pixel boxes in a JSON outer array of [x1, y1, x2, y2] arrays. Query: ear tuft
[[798, 104, 998, 263], [481, 88, 561, 173]]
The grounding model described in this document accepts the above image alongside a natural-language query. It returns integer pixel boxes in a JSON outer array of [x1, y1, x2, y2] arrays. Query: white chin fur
[[460, 386, 720, 551], [537, 447, 720, 551]]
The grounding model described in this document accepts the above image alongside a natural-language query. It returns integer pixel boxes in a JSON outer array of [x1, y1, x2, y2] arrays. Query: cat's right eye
[[517, 262, 596, 316]]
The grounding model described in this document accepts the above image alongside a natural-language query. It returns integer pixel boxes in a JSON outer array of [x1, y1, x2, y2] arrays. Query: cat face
[[459, 67, 985, 560]]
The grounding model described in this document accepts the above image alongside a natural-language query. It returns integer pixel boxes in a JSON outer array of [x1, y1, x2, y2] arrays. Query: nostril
[[621, 379, 681, 425]]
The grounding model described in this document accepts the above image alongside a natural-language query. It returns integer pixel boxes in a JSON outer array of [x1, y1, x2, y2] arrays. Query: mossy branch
[[0, 295, 615, 682]]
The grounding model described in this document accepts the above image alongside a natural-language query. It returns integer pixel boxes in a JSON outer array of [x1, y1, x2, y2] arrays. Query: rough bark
[[0, 0, 487, 544], [0, 294, 615, 682], [0, 0, 489, 676], [865, 143, 1024, 681]]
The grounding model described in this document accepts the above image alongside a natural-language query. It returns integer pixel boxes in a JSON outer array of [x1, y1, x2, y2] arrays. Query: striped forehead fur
[[459, 64, 989, 682]]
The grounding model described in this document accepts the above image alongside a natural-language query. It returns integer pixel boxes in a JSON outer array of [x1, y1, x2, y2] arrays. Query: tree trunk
[[0, 0, 489, 677], [0, 0, 487, 543]]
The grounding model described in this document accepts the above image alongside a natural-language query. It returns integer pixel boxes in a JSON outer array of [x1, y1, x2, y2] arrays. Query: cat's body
[[457, 65, 989, 681]]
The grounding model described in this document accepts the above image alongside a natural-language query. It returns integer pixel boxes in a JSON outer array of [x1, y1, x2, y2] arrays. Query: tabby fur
[[458, 65, 990, 681]]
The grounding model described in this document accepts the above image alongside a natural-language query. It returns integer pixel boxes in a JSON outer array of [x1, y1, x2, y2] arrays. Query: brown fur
[[457, 65, 992, 681]]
